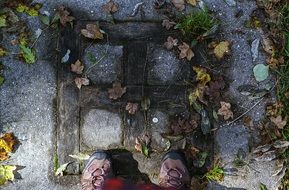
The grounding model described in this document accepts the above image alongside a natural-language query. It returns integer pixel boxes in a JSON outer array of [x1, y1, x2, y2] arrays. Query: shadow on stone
[[107, 149, 151, 184]]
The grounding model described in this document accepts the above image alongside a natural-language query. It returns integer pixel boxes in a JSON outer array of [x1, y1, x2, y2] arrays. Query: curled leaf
[[108, 81, 126, 100], [102, 0, 119, 14], [81, 24, 104, 40], [164, 36, 178, 50], [0, 133, 16, 161], [162, 19, 176, 30], [71, 60, 84, 74], [178, 42, 194, 61], [218, 101, 234, 120], [193, 67, 211, 85], [171, 0, 185, 11], [213, 41, 230, 60]]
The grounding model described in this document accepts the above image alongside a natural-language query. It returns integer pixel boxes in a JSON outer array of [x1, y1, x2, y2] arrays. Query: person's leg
[[158, 151, 190, 190], [81, 151, 115, 190]]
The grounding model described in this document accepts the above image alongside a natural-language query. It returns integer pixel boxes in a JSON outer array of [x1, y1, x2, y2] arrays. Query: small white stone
[[152, 117, 159, 123]]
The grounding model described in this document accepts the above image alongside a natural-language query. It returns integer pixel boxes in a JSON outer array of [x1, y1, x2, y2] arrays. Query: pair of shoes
[[81, 151, 190, 190]]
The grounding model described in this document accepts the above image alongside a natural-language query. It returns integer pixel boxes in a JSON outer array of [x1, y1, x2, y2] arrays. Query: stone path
[[0, 0, 285, 190]]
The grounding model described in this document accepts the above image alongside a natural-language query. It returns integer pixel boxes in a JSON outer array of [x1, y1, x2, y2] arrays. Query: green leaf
[[141, 143, 149, 158], [0, 15, 6, 27], [53, 154, 59, 172], [253, 64, 269, 82], [55, 162, 70, 176], [16, 4, 28, 13], [259, 183, 268, 190], [0, 76, 4, 86], [19, 45, 36, 64], [26, 8, 39, 16], [87, 52, 97, 64], [0, 165, 16, 185], [39, 15, 50, 26]]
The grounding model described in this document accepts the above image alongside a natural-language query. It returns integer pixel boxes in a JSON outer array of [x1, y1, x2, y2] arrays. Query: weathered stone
[[81, 109, 123, 150], [83, 44, 123, 84], [147, 44, 191, 85]]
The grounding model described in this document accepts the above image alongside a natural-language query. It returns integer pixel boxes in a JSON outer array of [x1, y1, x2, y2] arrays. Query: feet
[[159, 151, 190, 189], [81, 151, 114, 190]]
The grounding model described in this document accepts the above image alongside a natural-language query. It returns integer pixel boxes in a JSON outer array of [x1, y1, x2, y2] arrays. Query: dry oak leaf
[[212, 41, 230, 60], [171, 0, 185, 11], [126, 102, 138, 114], [81, 24, 104, 40], [178, 42, 194, 61], [108, 81, 127, 100], [57, 6, 75, 26], [243, 116, 254, 127], [0, 133, 16, 161], [162, 19, 176, 30], [218, 101, 234, 120], [270, 116, 287, 129], [164, 36, 178, 50], [186, 0, 198, 6], [262, 37, 275, 55], [75, 77, 89, 89], [71, 60, 84, 74], [101, 0, 119, 14]]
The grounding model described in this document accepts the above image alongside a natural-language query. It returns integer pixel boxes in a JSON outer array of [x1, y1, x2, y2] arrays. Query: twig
[[30, 25, 50, 49]]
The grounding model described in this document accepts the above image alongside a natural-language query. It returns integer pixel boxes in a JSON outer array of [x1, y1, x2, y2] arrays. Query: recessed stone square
[[83, 44, 123, 84], [81, 109, 123, 151], [147, 44, 191, 85]]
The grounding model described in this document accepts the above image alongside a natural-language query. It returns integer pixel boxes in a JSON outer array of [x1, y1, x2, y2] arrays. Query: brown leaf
[[126, 102, 138, 114], [171, 0, 185, 11], [81, 24, 104, 40], [75, 77, 89, 89], [71, 60, 84, 74], [0, 133, 16, 161], [101, 0, 119, 14], [262, 37, 275, 55], [164, 36, 178, 50], [178, 42, 194, 61], [218, 101, 234, 120], [170, 115, 198, 135], [212, 41, 230, 60], [57, 6, 75, 26], [205, 76, 225, 101], [270, 116, 287, 129], [162, 19, 176, 30], [243, 116, 254, 127], [108, 81, 126, 100]]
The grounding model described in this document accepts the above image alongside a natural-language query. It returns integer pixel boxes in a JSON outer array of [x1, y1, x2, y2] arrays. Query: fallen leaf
[[0, 165, 16, 185], [39, 14, 50, 26], [55, 162, 71, 176], [213, 41, 230, 59], [56, 6, 74, 26], [243, 116, 254, 127], [71, 60, 84, 74], [259, 183, 268, 190], [205, 76, 225, 101], [171, 0, 185, 11], [81, 24, 104, 40], [186, 0, 198, 6], [0, 133, 16, 161], [125, 102, 138, 114], [75, 77, 90, 89], [188, 84, 207, 105], [101, 0, 119, 14], [0, 47, 6, 57], [0, 15, 7, 28], [193, 66, 211, 85], [162, 19, 176, 30], [108, 81, 126, 100], [135, 135, 150, 157], [262, 37, 274, 55], [178, 42, 194, 60], [141, 97, 151, 111], [253, 64, 269, 82], [218, 101, 234, 120], [270, 116, 287, 129], [164, 36, 178, 50], [61, 49, 71, 63], [69, 153, 90, 161], [19, 45, 36, 64], [0, 76, 4, 86]]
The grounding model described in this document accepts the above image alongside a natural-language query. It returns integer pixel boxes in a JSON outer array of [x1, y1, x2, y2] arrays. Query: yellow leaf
[[0, 133, 16, 161], [0, 165, 16, 185], [193, 66, 211, 85], [213, 41, 230, 59], [186, 0, 198, 6], [0, 47, 6, 58]]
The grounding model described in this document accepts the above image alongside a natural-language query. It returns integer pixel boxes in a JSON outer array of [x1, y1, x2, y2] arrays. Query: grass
[[175, 8, 217, 41], [204, 166, 224, 182]]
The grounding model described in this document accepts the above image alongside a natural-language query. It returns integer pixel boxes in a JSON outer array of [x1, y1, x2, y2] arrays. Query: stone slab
[[83, 44, 123, 84], [80, 109, 123, 151]]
